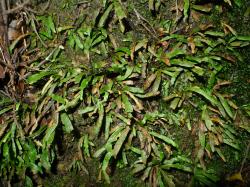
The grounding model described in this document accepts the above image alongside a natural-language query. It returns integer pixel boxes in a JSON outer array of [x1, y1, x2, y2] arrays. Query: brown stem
[[240, 141, 250, 173], [2, 0, 30, 15]]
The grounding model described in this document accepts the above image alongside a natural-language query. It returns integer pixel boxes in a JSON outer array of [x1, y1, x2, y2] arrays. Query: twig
[[240, 140, 250, 173], [1, 0, 8, 25], [0, 89, 11, 99], [133, 8, 158, 39], [75, 1, 89, 6], [2, 0, 30, 15], [0, 0, 10, 56], [0, 47, 14, 69], [175, 0, 179, 22], [29, 13, 47, 48], [22, 47, 57, 79], [13, 104, 24, 138], [24, 0, 51, 15], [29, 100, 54, 134]]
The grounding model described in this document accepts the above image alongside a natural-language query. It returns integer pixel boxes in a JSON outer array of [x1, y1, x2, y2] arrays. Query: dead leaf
[[160, 41, 169, 49], [188, 37, 196, 54], [197, 148, 205, 168], [17, 80, 25, 95], [217, 133, 223, 143], [208, 106, 221, 115], [223, 54, 237, 63], [116, 96, 122, 111], [228, 100, 238, 110], [211, 117, 224, 126], [198, 23, 213, 31], [191, 10, 203, 22], [213, 80, 232, 90], [157, 27, 165, 36], [0, 123, 8, 138], [24, 112, 30, 127], [222, 22, 237, 36], [144, 73, 157, 90], [92, 82, 102, 95], [164, 144, 172, 154], [199, 121, 207, 132], [41, 117, 49, 126], [205, 148, 212, 159], [138, 126, 152, 142], [122, 80, 134, 85], [130, 43, 135, 61], [161, 55, 170, 66], [227, 172, 244, 182], [224, 0, 232, 6], [126, 91, 144, 111]]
